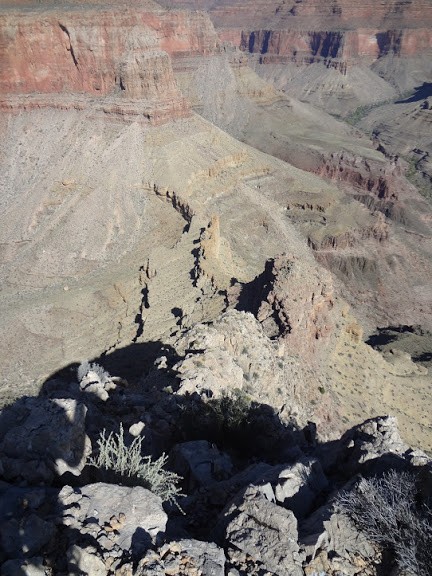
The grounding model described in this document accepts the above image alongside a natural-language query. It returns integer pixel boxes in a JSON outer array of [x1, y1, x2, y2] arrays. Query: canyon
[[1, 1, 432, 574], [159, 0, 432, 112], [1, 0, 432, 449]]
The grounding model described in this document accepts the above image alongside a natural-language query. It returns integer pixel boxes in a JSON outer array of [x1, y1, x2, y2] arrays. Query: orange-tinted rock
[[0, 3, 218, 121], [235, 253, 337, 365]]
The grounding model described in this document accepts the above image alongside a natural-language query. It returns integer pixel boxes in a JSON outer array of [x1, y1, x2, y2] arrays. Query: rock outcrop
[[59, 483, 168, 557], [0, 0, 431, 496], [222, 485, 305, 576], [0, 360, 430, 575], [0, 396, 91, 484], [358, 92, 432, 199], [255, 254, 336, 359]]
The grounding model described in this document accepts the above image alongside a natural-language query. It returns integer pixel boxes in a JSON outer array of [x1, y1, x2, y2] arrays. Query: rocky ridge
[[358, 92, 432, 199], [160, 36, 432, 337], [0, 0, 431, 512], [0, 3, 431, 575], [0, 327, 431, 575]]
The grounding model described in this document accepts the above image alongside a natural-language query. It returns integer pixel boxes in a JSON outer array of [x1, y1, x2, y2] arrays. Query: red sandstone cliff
[[161, 0, 432, 33], [237, 27, 432, 65], [0, 3, 218, 122], [158, 0, 432, 89]]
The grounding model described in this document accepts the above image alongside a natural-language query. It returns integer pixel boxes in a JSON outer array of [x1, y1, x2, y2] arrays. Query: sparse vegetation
[[88, 424, 183, 507], [345, 94, 409, 126], [179, 388, 285, 457], [346, 103, 376, 125], [336, 469, 432, 576], [403, 155, 432, 201]]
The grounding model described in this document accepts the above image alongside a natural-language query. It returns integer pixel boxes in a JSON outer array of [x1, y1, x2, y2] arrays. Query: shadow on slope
[[396, 82, 432, 104], [0, 339, 304, 572], [366, 324, 432, 368]]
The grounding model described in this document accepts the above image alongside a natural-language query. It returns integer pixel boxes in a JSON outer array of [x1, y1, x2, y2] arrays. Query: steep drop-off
[[0, 0, 431, 452]]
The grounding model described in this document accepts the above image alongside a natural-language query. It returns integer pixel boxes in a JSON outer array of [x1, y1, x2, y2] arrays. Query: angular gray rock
[[175, 539, 226, 576], [0, 558, 50, 576], [58, 483, 167, 557], [171, 440, 233, 490], [0, 397, 91, 483], [67, 545, 108, 576], [341, 416, 408, 466], [304, 510, 379, 576], [323, 512, 376, 561], [222, 485, 305, 576], [271, 457, 328, 518], [134, 539, 225, 576], [0, 484, 58, 567], [0, 514, 55, 560]]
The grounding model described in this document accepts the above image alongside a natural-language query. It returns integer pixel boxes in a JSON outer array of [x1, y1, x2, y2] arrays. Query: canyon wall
[[157, 0, 432, 29], [0, 3, 218, 122], [159, 0, 432, 113], [236, 27, 432, 64]]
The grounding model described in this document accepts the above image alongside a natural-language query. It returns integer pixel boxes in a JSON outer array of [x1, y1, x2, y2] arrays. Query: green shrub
[[88, 424, 183, 507], [179, 389, 285, 457]]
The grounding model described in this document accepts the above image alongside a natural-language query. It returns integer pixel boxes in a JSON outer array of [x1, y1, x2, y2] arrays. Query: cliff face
[[237, 27, 432, 63], [0, 4, 218, 121], [159, 0, 432, 114], [161, 0, 432, 50], [158, 0, 432, 28]]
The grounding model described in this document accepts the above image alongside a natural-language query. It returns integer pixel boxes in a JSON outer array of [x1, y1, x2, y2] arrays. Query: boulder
[[0, 515, 55, 560], [135, 540, 225, 576], [341, 415, 408, 464], [222, 485, 305, 575], [305, 511, 378, 576], [175, 539, 225, 576], [0, 558, 49, 576], [58, 483, 167, 558], [67, 545, 108, 576], [171, 440, 233, 490], [0, 484, 57, 563], [0, 397, 91, 483], [318, 415, 431, 480], [323, 513, 376, 562], [271, 457, 328, 518]]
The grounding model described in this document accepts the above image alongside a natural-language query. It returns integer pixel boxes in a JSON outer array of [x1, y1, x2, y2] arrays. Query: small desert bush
[[336, 469, 432, 576], [88, 424, 182, 507]]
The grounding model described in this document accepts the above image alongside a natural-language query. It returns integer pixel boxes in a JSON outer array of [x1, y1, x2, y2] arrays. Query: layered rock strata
[[0, 3, 219, 122], [1, 0, 431, 454], [160, 0, 432, 114]]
